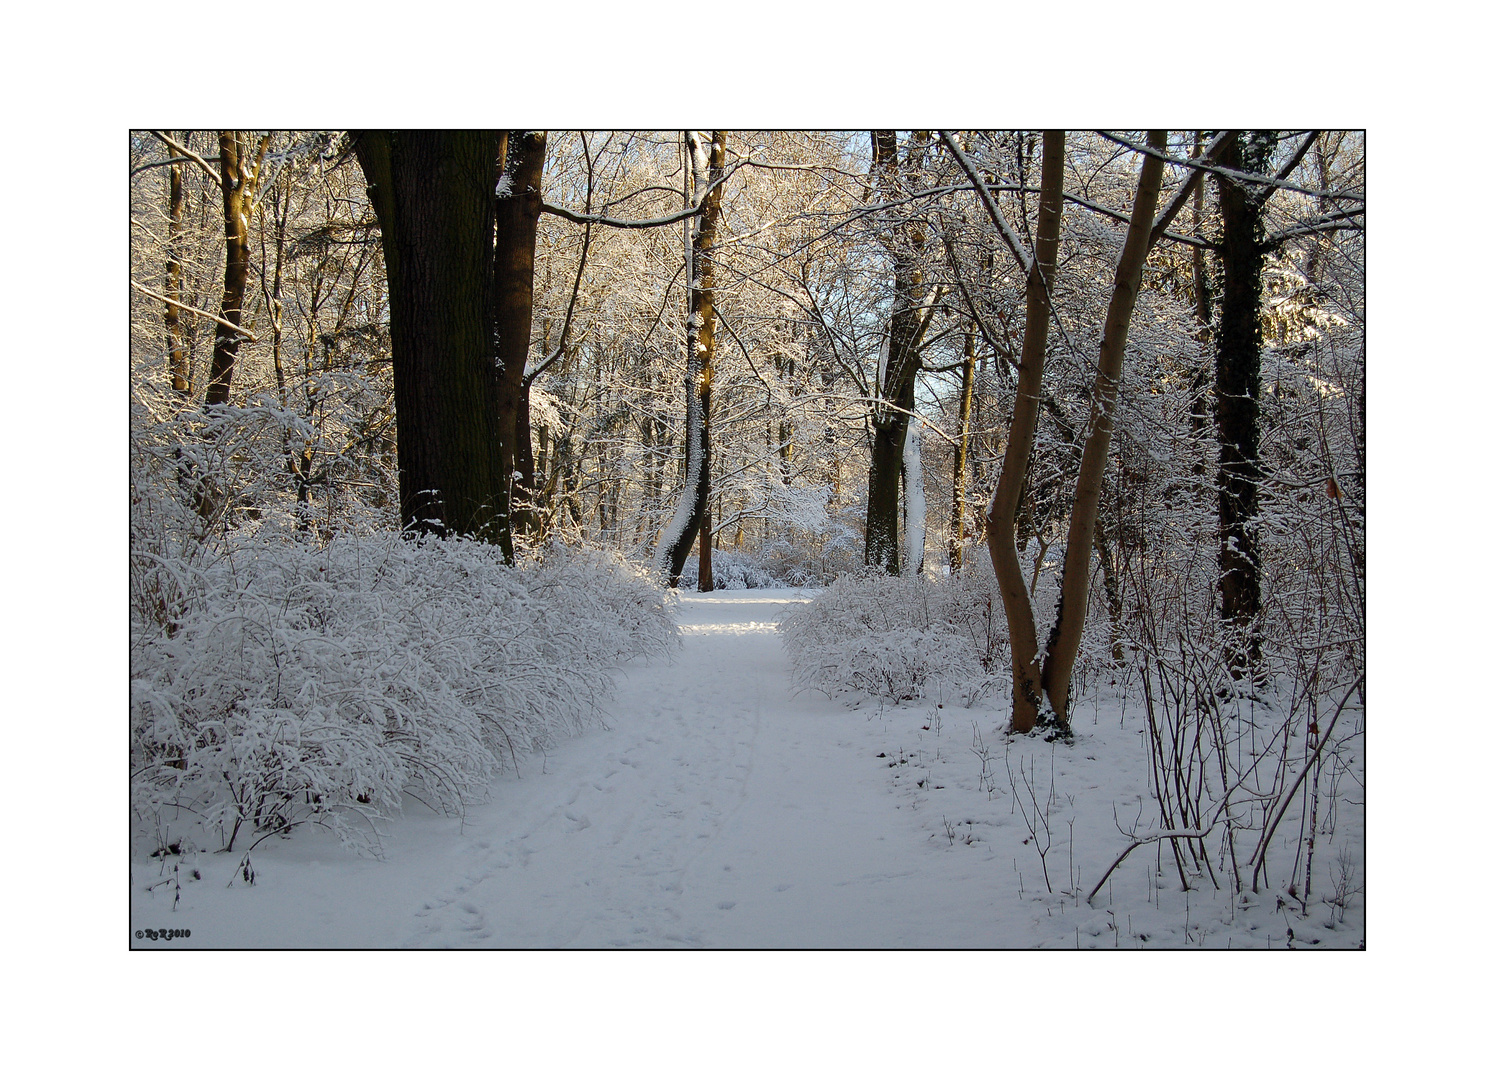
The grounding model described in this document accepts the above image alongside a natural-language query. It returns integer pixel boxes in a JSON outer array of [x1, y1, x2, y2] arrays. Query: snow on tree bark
[[655, 132, 727, 587]]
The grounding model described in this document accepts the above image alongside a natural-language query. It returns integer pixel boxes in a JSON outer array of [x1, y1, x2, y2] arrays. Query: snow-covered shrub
[[130, 531, 677, 855], [777, 568, 1007, 705], [674, 549, 786, 590]]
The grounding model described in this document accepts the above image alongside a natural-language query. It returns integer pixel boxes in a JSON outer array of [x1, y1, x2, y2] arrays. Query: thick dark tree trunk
[[865, 130, 930, 574], [1215, 131, 1273, 671], [493, 131, 547, 560], [656, 131, 727, 587], [1187, 131, 1214, 460], [354, 130, 508, 544]]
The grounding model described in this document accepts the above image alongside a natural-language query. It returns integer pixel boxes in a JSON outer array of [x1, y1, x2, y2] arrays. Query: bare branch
[[1273, 130, 1322, 186], [541, 159, 741, 230], [149, 131, 222, 186], [131, 280, 258, 342], [526, 133, 597, 389], [1264, 212, 1365, 248], [1148, 130, 1235, 250], [1096, 130, 1364, 204], [541, 201, 704, 230], [937, 131, 1033, 276]]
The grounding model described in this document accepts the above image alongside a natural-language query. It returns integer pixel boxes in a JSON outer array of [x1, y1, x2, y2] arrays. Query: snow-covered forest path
[[138, 590, 1018, 948], [133, 588, 1366, 950], [399, 591, 999, 948]]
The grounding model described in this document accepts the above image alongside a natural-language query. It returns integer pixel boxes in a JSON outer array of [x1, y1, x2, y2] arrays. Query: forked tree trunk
[[1040, 130, 1167, 731], [984, 130, 1066, 734], [656, 131, 728, 587]]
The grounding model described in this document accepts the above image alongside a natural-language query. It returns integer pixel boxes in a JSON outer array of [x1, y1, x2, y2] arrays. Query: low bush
[[777, 567, 1007, 705], [130, 531, 677, 855]]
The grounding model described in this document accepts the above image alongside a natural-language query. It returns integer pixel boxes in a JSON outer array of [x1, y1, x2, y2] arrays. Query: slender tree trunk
[[203, 132, 266, 408], [656, 131, 727, 586], [985, 130, 1066, 734], [493, 131, 547, 562], [354, 130, 508, 542], [950, 327, 976, 570], [164, 152, 189, 402], [1215, 131, 1273, 672], [1041, 130, 1167, 731]]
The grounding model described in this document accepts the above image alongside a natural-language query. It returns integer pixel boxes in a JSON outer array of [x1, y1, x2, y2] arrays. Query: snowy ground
[[130, 588, 1363, 949]]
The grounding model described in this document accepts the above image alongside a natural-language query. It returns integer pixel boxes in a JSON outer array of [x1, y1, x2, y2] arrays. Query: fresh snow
[[132, 588, 1362, 950]]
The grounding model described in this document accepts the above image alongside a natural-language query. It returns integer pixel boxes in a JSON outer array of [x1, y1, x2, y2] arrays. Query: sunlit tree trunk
[[1041, 130, 1167, 731], [656, 131, 728, 586], [984, 130, 1066, 734], [203, 131, 267, 408], [164, 151, 189, 403]]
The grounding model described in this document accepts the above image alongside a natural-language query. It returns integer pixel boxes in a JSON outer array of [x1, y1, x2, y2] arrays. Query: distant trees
[[129, 129, 1364, 739]]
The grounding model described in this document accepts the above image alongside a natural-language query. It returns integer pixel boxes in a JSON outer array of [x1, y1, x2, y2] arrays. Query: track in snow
[[401, 592, 1004, 948]]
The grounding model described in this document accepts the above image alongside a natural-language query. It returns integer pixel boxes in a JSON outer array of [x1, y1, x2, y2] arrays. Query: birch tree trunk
[[1040, 130, 1167, 732], [656, 131, 727, 587]]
